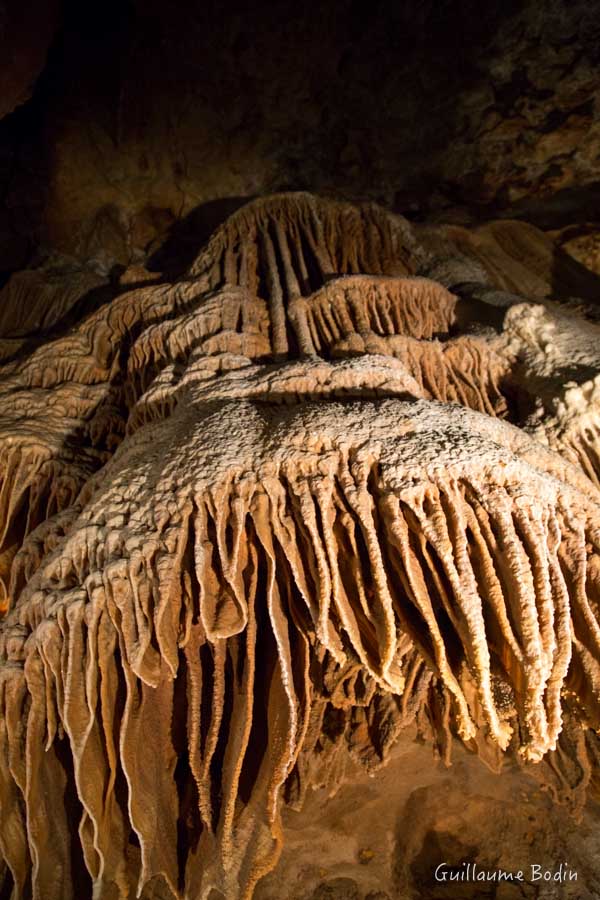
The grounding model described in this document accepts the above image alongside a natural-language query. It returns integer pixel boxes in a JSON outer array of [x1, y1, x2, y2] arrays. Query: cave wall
[[0, 0, 60, 119], [0, 0, 599, 276]]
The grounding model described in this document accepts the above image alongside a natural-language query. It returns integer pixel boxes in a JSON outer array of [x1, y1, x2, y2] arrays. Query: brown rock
[[1, 193, 600, 899], [0, 0, 60, 119]]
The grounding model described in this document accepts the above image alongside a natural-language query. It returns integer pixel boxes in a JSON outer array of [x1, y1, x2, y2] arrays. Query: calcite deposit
[[1, 193, 600, 899]]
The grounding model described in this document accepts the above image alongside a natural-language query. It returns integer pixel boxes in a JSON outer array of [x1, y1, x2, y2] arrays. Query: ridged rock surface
[[1, 193, 600, 899]]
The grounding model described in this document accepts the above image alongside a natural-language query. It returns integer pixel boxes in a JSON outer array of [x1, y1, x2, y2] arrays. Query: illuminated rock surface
[[1, 193, 600, 898]]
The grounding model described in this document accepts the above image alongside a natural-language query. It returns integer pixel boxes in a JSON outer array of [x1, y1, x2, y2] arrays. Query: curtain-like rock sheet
[[4, 396, 600, 898], [189, 193, 425, 358], [0, 193, 600, 898]]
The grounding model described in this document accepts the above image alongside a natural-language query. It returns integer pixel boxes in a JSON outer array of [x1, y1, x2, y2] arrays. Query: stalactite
[[1, 192, 600, 898], [287, 275, 459, 354], [190, 194, 425, 357], [3, 392, 600, 896]]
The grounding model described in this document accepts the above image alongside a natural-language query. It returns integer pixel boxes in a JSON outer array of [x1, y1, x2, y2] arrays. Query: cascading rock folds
[[1, 193, 600, 898]]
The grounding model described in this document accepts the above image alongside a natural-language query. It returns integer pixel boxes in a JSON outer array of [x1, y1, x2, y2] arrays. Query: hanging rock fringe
[[1, 193, 600, 898], [2, 397, 600, 897]]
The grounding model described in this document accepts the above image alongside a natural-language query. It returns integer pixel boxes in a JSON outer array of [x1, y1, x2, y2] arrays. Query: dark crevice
[[237, 530, 273, 806], [53, 736, 94, 900]]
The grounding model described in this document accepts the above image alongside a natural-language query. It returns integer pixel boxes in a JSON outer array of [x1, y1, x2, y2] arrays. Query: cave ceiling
[[0, 0, 599, 278]]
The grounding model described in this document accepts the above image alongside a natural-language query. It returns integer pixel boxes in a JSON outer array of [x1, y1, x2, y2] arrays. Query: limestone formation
[[189, 194, 423, 358], [500, 301, 600, 488], [1, 193, 600, 899], [0, 263, 108, 343], [417, 218, 600, 303]]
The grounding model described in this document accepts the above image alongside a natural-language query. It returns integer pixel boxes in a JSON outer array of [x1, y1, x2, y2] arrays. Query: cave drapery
[[1, 193, 600, 898]]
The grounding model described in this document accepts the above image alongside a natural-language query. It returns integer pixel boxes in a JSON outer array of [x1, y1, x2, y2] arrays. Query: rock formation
[[1, 193, 600, 899]]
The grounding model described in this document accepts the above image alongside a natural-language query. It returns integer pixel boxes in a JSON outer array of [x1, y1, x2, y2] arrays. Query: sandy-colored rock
[[1, 193, 600, 899], [418, 219, 600, 302], [0, 261, 108, 339]]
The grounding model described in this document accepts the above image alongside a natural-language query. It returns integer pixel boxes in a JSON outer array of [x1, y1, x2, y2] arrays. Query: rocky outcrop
[[1, 193, 600, 898]]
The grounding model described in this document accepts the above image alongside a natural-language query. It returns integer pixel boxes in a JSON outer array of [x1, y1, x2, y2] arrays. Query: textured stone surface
[[255, 739, 600, 900], [0, 0, 599, 271], [555, 226, 600, 277], [1, 194, 600, 898]]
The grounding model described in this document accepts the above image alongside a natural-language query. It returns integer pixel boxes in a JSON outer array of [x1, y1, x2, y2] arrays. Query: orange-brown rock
[[1, 193, 600, 899]]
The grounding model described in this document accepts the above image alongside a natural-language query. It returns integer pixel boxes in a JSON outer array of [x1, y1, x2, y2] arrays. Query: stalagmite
[[4, 391, 600, 898], [1, 192, 600, 899]]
